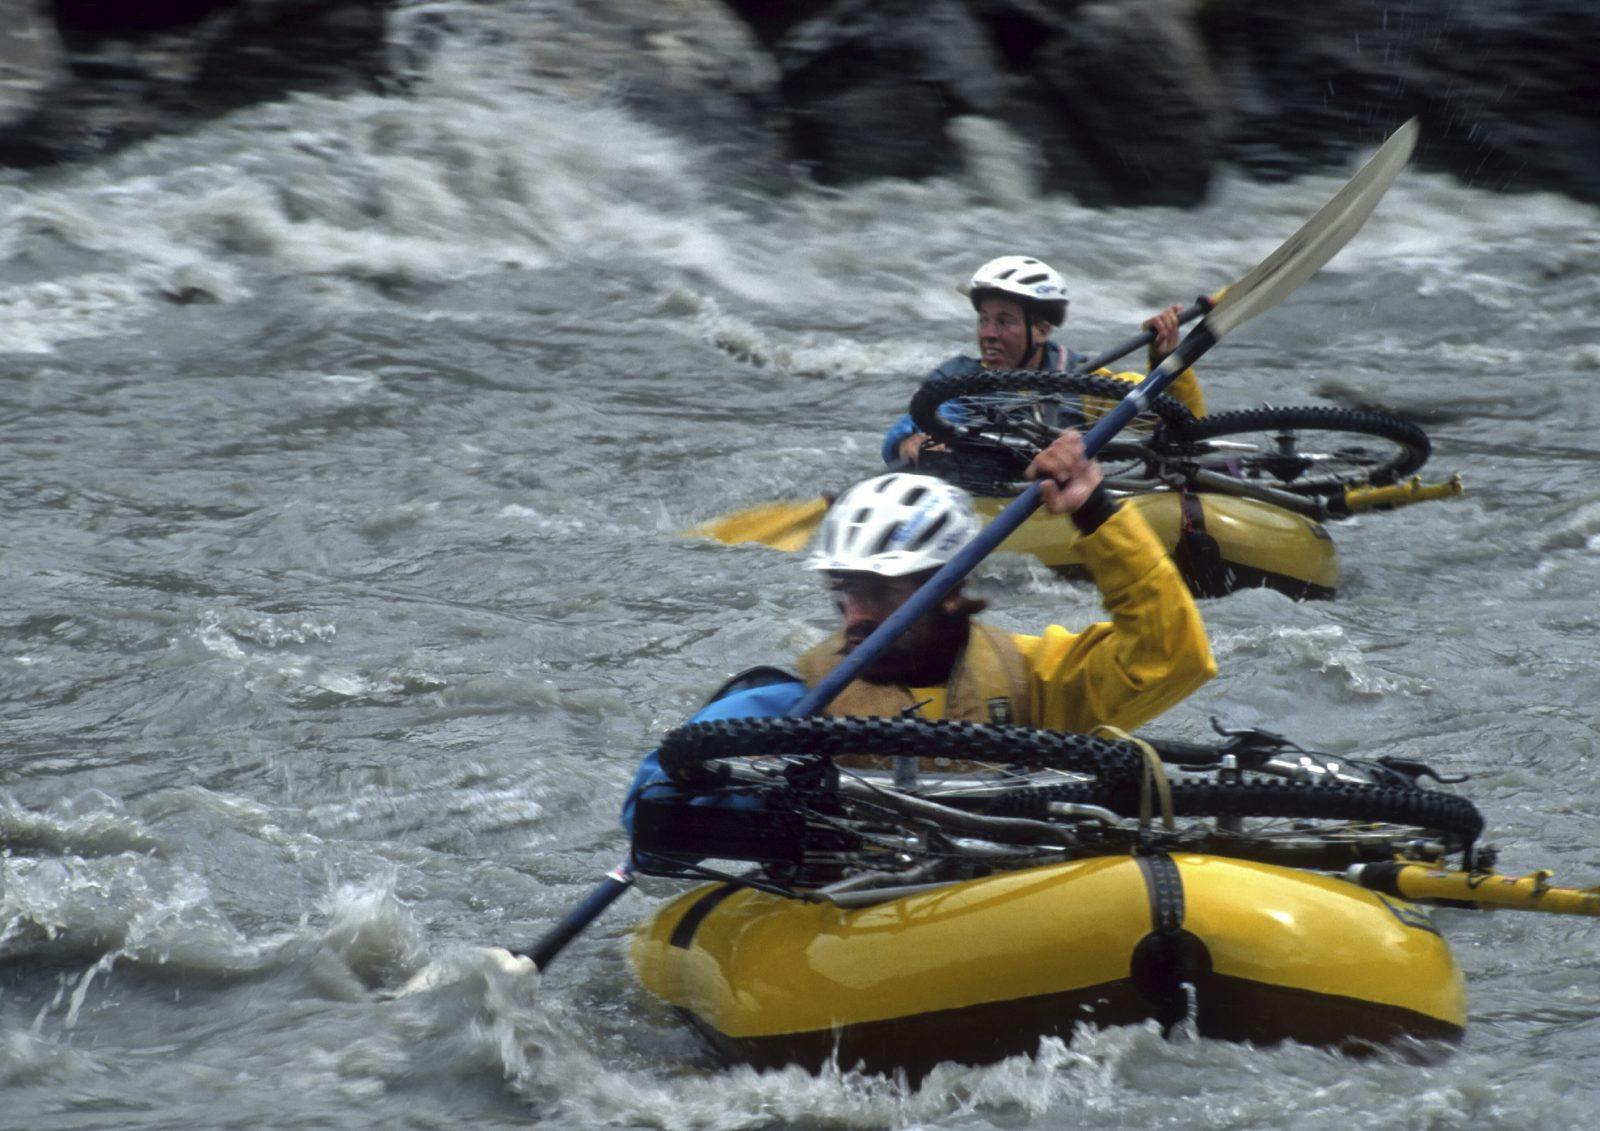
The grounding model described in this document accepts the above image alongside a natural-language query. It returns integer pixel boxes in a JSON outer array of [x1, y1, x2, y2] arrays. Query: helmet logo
[[890, 500, 937, 548]]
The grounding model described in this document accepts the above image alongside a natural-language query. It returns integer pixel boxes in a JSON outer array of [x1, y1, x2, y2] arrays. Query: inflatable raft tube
[[978, 491, 1339, 599], [632, 854, 1463, 1078]]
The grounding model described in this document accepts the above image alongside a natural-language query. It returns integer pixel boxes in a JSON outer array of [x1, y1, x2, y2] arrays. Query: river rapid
[[3, 24, 1600, 1131]]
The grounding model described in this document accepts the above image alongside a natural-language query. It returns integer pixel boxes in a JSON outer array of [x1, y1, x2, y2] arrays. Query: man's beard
[[844, 607, 971, 687]]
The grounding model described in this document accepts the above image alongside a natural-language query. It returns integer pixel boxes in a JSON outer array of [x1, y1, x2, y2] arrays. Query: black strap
[[668, 884, 738, 949], [1172, 490, 1231, 597], [1135, 853, 1186, 935]]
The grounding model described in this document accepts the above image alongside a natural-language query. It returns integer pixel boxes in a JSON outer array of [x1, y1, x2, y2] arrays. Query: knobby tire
[[658, 715, 1147, 784]]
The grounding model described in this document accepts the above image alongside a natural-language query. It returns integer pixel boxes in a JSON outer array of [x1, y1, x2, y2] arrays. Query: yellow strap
[[1096, 725, 1174, 831]]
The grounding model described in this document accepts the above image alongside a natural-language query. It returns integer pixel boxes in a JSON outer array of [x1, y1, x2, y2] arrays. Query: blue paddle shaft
[[520, 862, 635, 968], [791, 322, 1217, 718]]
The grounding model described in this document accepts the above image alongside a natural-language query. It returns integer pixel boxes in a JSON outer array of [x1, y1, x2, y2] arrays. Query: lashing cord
[[1096, 725, 1174, 831]]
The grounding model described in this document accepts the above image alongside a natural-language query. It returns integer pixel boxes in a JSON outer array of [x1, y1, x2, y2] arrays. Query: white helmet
[[959, 255, 1069, 324], [806, 474, 981, 576]]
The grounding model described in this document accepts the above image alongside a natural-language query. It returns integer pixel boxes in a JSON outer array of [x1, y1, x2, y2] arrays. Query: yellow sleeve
[[1011, 503, 1216, 733], [1102, 365, 1205, 419]]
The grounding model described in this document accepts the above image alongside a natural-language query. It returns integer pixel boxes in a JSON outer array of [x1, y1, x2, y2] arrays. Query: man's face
[[831, 573, 922, 649], [827, 572, 957, 680], [975, 296, 1045, 369]]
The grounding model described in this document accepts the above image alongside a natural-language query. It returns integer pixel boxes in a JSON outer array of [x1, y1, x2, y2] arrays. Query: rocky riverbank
[[2, 0, 1594, 206]]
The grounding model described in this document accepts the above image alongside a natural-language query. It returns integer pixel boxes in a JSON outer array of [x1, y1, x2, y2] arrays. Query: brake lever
[[1206, 717, 1305, 769], [1370, 756, 1471, 787]]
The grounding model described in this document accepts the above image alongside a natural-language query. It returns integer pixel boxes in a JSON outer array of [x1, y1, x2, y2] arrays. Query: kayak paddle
[[687, 496, 830, 551]]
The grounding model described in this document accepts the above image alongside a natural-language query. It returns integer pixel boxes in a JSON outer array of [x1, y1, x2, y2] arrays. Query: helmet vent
[[869, 522, 904, 557], [910, 511, 950, 549], [842, 506, 874, 554]]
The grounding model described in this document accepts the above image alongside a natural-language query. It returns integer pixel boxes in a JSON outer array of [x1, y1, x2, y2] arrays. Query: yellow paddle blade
[[686, 498, 830, 552]]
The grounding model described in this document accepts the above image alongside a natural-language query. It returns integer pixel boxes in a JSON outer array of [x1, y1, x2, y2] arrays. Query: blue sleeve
[[620, 680, 806, 834], [881, 412, 918, 464], [882, 356, 977, 465]]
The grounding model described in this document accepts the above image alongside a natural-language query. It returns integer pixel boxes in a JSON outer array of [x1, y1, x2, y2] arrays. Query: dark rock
[[0, 0, 68, 152], [1, 0, 392, 169], [747, 0, 1220, 204], [52, 0, 232, 42], [189, 2, 392, 115], [770, 0, 996, 184], [1203, 0, 1600, 202], [975, 0, 1224, 205], [6, 0, 1598, 208], [728, 0, 838, 48]]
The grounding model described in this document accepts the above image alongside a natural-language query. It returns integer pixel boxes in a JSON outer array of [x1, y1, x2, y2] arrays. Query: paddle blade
[[384, 946, 538, 998], [687, 498, 829, 552], [1206, 118, 1419, 341]]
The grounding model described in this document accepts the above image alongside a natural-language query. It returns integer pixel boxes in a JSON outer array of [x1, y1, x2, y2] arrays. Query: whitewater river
[[3, 27, 1600, 1131]]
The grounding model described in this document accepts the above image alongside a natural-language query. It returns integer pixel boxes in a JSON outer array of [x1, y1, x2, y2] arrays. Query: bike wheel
[[658, 715, 1146, 784], [1169, 405, 1430, 496], [907, 370, 1196, 493], [981, 776, 1484, 857]]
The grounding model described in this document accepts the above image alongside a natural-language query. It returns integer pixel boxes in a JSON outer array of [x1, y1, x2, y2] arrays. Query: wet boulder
[[1001, 0, 1225, 205], [7, 0, 1597, 209], [742, 0, 1222, 205], [0, 0, 69, 162], [1203, 0, 1600, 203], [1, 0, 390, 167]]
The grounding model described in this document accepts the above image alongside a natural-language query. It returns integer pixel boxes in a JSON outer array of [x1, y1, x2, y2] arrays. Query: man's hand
[[1027, 428, 1103, 515], [896, 433, 946, 465], [1143, 303, 1182, 368]]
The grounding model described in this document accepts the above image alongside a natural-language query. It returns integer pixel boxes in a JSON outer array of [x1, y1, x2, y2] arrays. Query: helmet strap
[[1022, 316, 1049, 369]]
